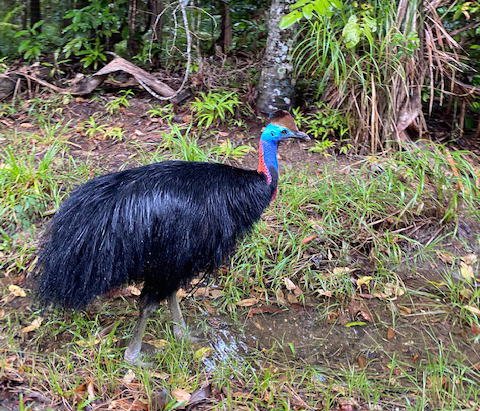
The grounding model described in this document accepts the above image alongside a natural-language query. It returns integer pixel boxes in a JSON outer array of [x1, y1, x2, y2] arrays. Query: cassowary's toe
[[124, 342, 157, 366], [173, 324, 202, 343], [124, 346, 141, 366]]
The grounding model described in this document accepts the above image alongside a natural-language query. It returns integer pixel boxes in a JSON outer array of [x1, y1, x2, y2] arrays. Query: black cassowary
[[37, 110, 308, 364]]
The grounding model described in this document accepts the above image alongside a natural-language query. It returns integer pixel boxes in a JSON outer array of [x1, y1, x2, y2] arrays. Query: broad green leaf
[[329, 0, 343, 9], [313, 0, 328, 15], [304, 4, 314, 19], [279, 10, 302, 29], [363, 24, 373, 47], [14, 30, 29, 38], [32, 20, 44, 31], [363, 15, 377, 32], [342, 15, 362, 49], [18, 40, 32, 52], [290, 0, 311, 10]]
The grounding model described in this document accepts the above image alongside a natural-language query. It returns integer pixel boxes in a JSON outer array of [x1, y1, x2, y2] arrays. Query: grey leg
[[124, 301, 157, 365], [167, 292, 187, 339]]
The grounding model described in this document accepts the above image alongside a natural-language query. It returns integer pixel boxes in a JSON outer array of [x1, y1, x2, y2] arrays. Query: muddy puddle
[[199, 306, 479, 380]]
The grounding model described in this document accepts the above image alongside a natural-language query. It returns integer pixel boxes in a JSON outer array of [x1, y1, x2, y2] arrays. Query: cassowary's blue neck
[[257, 137, 279, 185]]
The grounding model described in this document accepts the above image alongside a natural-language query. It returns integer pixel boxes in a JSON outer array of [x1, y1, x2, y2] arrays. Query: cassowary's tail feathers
[[37, 177, 144, 309]]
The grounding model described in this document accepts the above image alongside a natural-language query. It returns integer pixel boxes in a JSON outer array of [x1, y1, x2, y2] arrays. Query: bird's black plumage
[[37, 161, 278, 309]]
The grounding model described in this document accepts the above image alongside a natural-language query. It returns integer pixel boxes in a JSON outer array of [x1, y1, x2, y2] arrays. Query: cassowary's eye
[[281, 130, 287, 134], [271, 131, 274, 136]]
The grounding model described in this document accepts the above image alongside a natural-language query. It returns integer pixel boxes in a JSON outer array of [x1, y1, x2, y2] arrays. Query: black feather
[[37, 161, 278, 309]]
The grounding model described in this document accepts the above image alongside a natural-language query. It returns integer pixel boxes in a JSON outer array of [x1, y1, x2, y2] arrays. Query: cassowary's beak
[[292, 131, 310, 140]]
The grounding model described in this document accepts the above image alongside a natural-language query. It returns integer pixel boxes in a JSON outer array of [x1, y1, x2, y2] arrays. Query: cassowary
[[37, 110, 308, 364]]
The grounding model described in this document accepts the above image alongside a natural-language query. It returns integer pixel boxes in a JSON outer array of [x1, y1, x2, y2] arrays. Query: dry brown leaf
[[19, 123, 34, 129], [436, 251, 455, 264], [460, 262, 474, 283], [373, 282, 404, 300], [316, 290, 333, 297], [130, 399, 149, 411], [357, 355, 367, 368], [247, 306, 283, 318], [173, 388, 191, 404], [284, 278, 296, 291], [287, 293, 298, 304], [292, 285, 303, 297], [397, 304, 412, 314], [253, 321, 265, 330], [151, 371, 169, 380], [21, 317, 43, 333], [359, 309, 373, 322], [194, 287, 208, 297], [0, 309, 5, 320], [302, 234, 317, 244], [122, 369, 136, 384], [410, 353, 419, 364], [87, 379, 95, 401], [333, 267, 351, 275], [8, 284, 26, 297], [126, 285, 141, 296], [236, 298, 258, 307], [74, 383, 87, 401], [387, 326, 395, 340], [358, 293, 373, 299], [189, 384, 211, 407], [461, 254, 477, 265], [208, 289, 223, 299], [177, 288, 187, 298], [275, 288, 286, 305]]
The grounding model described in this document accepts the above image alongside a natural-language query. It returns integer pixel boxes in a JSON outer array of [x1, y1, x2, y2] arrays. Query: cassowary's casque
[[37, 110, 308, 364]]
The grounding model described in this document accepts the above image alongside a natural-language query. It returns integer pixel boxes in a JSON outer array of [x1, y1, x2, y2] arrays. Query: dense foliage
[[0, 0, 478, 150]]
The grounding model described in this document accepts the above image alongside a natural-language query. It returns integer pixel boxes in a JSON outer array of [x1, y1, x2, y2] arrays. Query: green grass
[[0, 114, 479, 410]]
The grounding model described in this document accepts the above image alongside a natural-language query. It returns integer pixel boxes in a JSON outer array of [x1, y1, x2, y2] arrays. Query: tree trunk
[[150, 0, 164, 51], [63, 0, 73, 29], [30, 0, 41, 30], [220, 1, 232, 53], [22, 1, 28, 30], [256, 0, 297, 114], [75, 0, 90, 8], [127, 0, 140, 58]]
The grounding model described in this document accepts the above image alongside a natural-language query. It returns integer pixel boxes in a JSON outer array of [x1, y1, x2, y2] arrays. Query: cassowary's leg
[[167, 292, 187, 339], [124, 300, 157, 365]]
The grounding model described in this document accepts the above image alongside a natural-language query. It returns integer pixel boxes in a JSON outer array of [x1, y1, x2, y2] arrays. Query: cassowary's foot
[[124, 344, 144, 366], [124, 300, 158, 366], [124, 342, 157, 366]]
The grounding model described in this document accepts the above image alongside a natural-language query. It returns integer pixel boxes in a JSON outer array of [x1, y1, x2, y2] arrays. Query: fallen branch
[[7, 57, 190, 102]]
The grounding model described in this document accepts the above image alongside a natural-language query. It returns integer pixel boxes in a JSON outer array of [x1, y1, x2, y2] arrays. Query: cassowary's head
[[261, 110, 310, 143]]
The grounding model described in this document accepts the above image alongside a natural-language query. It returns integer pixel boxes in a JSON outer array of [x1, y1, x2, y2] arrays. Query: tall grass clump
[[282, 0, 467, 152]]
